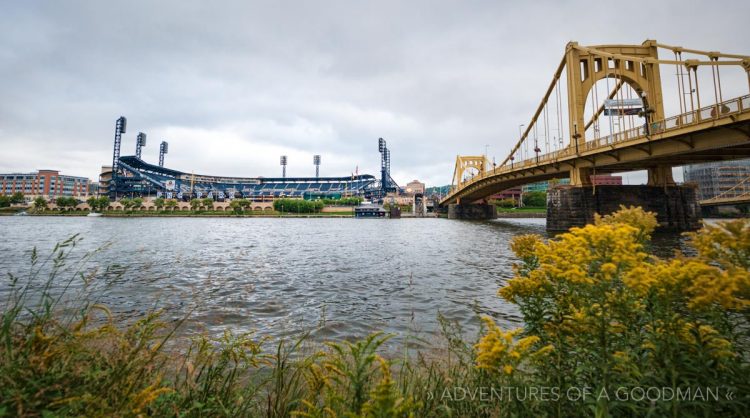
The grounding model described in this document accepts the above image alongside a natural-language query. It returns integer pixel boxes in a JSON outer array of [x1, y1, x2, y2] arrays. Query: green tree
[[10, 192, 25, 204], [119, 198, 133, 211], [190, 198, 201, 211], [229, 200, 243, 214], [97, 196, 110, 211], [153, 197, 165, 211], [0, 195, 10, 208], [165, 199, 177, 211], [131, 197, 144, 210], [33, 197, 48, 211], [522, 191, 547, 207], [86, 196, 99, 211], [54, 196, 66, 210], [201, 198, 214, 211]]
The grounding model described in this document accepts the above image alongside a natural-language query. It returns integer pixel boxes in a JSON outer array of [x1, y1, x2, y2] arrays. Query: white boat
[[87, 212, 103, 217]]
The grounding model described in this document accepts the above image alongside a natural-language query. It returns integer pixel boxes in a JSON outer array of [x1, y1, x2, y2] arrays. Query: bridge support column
[[447, 203, 497, 220], [570, 167, 593, 186], [547, 185, 701, 232], [647, 165, 676, 186]]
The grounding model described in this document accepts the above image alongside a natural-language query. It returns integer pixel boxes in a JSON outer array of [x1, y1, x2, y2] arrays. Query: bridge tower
[[451, 155, 488, 192], [548, 40, 699, 231], [442, 40, 750, 229], [446, 155, 496, 219], [564, 40, 671, 186]]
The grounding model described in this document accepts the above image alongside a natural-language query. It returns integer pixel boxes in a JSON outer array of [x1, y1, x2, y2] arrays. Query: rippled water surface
[[0, 216, 692, 347]]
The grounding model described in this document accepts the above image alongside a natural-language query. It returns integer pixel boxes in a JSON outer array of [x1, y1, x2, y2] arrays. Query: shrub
[[274, 198, 324, 213], [34, 196, 48, 210], [494, 198, 517, 208], [492, 206, 750, 417]]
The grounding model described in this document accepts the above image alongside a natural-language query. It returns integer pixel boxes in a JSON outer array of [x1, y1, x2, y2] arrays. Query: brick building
[[0, 170, 91, 199]]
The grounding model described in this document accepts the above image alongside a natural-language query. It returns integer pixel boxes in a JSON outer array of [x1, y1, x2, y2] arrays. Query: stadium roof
[[118, 155, 375, 183]]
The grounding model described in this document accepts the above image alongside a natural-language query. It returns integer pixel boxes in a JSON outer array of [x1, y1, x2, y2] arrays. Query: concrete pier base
[[447, 203, 497, 220], [547, 185, 701, 232]]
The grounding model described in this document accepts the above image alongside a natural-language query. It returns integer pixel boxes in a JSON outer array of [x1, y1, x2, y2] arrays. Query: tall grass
[[2, 209, 749, 417]]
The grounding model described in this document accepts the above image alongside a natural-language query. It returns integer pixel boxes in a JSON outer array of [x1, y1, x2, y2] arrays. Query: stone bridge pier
[[547, 166, 702, 232], [447, 203, 497, 220]]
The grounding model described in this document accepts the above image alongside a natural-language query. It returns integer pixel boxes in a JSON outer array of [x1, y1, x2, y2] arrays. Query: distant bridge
[[442, 40, 750, 230], [699, 174, 750, 207]]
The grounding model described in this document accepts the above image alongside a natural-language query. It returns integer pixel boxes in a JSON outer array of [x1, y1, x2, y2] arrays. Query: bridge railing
[[448, 95, 750, 201]]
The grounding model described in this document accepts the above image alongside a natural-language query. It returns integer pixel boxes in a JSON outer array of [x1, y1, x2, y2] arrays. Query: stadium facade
[[101, 156, 379, 201]]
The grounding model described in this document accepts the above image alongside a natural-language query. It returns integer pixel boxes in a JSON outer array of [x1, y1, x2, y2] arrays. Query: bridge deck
[[442, 95, 750, 205]]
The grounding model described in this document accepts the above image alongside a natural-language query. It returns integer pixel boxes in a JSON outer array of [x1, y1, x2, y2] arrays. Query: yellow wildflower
[[475, 316, 549, 375]]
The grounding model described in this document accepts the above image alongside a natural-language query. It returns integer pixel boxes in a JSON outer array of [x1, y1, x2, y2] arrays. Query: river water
[[0, 216, 693, 348]]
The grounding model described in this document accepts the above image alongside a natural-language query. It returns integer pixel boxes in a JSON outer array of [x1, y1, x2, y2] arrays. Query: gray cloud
[[1, 0, 748, 186]]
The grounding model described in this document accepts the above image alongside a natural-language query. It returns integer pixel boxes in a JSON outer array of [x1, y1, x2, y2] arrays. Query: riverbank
[[496, 207, 546, 218], [4, 209, 359, 218]]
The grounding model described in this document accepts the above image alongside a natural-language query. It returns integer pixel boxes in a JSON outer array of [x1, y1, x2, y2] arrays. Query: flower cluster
[[486, 207, 750, 417], [475, 317, 553, 376]]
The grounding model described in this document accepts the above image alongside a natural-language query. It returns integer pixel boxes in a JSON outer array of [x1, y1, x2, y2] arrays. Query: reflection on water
[[0, 216, 692, 347]]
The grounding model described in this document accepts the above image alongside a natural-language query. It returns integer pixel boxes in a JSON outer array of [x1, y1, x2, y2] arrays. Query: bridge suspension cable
[[444, 40, 750, 207], [701, 173, 750, 202], [499, 56, 567, 168], [496, 42, 750, 172]]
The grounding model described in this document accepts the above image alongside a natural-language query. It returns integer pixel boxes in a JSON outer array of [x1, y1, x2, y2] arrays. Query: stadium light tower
[[280, 155, 287, 178], [378, 138, 388, 197], [313, 155, 321, 178], [111, 116, 127, 199], [135, 132, 147, 159], [159, 141, 168, 167]]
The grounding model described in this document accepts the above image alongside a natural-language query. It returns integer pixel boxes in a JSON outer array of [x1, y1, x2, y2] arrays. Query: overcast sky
[[1, 1, 748, 187]]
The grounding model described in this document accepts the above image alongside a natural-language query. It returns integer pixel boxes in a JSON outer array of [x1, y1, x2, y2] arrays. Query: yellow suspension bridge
[[441, 40, 750, 230]]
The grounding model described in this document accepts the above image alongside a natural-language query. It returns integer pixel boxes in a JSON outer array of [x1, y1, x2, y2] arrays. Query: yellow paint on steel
[[443, 40, 750, 206], [442, 94, 750, 205]]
